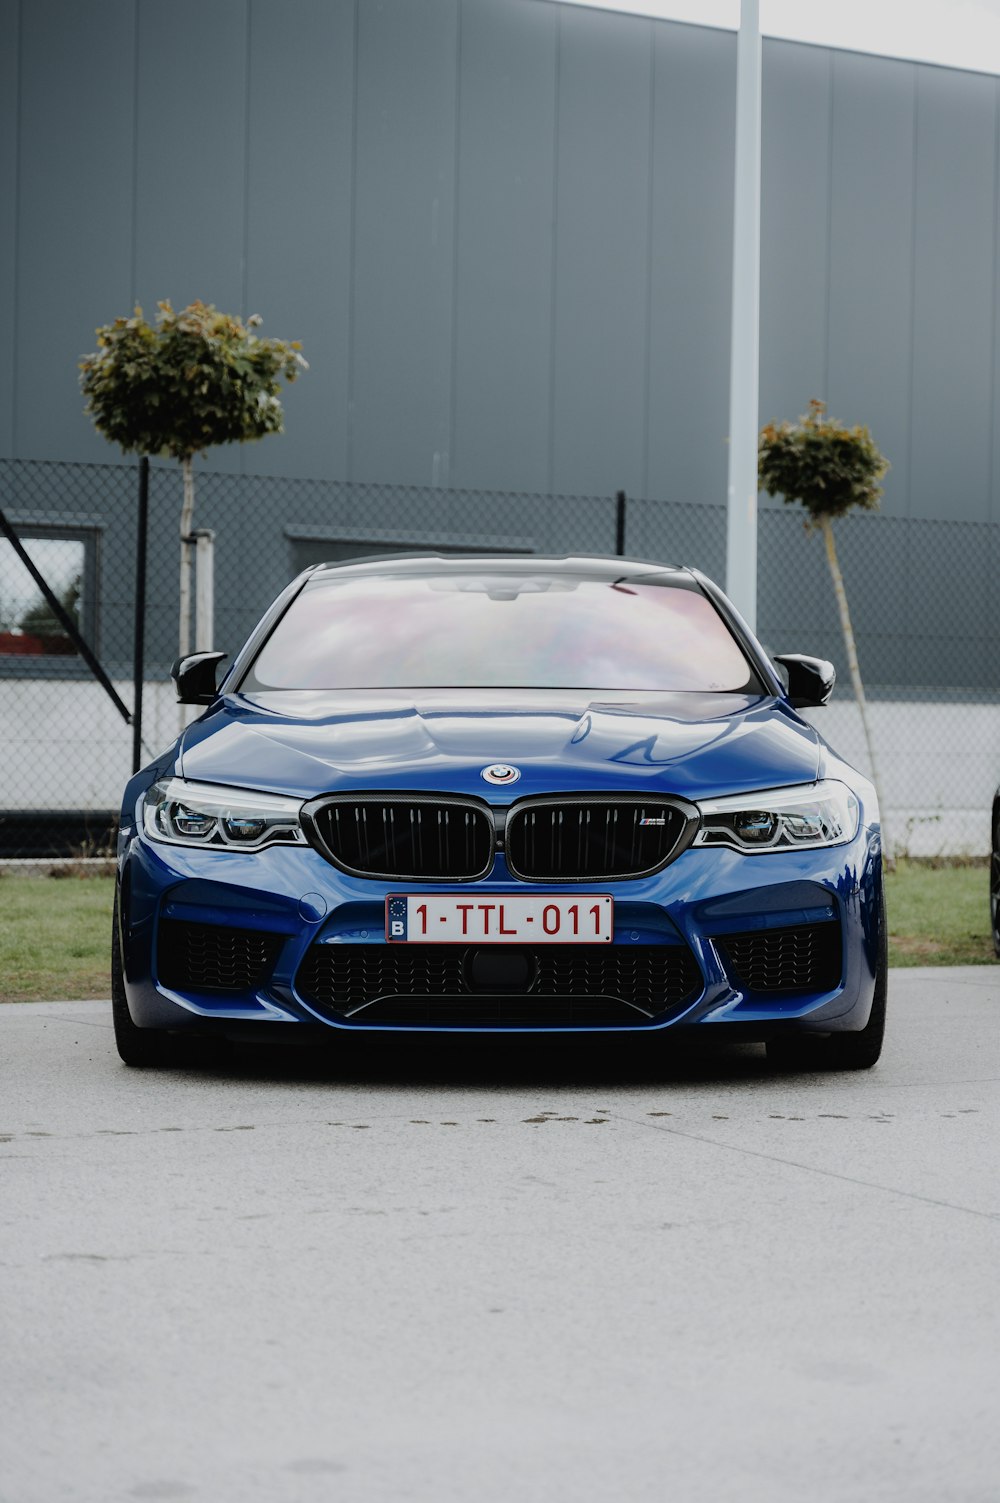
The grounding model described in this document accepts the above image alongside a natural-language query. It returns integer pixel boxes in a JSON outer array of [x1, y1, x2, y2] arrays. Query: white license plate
[[386, 894, 613, 944]]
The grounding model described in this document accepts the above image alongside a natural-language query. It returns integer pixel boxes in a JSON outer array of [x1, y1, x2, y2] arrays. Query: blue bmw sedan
[[113, 554, 885, 1070]]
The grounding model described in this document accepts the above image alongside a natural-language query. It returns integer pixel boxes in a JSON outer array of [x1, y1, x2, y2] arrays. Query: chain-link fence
[[1, 456, 997, 859]]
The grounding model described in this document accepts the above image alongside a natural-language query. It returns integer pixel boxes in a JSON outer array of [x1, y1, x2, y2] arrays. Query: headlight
[[694, 780, 860, 853], [142, 778, 305, 851]]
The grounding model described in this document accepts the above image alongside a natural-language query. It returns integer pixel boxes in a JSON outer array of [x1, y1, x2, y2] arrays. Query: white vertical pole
[[725, 0, 762, 632], [193, 529, 215, 652]]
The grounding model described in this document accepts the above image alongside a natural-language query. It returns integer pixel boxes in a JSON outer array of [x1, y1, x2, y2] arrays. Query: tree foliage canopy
[[79, 300, 307, 460], [758, 399, 889, 524]]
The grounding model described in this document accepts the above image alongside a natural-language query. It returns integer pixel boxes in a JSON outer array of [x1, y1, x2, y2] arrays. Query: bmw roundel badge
[[481, 763, 521, 786]]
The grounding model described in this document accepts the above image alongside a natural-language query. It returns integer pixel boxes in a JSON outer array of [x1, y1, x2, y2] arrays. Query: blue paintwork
[[178, 688, 822, 803], [117, 559, 883, 1038]]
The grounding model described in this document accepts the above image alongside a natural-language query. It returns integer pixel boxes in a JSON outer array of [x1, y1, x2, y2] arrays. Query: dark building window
[[0, 525, 99, 665]]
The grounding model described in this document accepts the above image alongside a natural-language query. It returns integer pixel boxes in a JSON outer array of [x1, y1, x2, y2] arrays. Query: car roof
[[306, 553, 695, 583]]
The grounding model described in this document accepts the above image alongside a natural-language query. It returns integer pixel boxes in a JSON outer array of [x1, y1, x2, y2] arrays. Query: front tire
[[112, 896, 174, 1067], [767, 891, 887, 1073]]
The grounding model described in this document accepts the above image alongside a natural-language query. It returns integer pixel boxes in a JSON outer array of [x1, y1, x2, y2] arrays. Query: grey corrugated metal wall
[[2, 0, 1000, 527]]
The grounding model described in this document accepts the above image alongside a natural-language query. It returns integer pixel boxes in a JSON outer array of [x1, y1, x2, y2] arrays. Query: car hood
[[177, 688, 822, 802]]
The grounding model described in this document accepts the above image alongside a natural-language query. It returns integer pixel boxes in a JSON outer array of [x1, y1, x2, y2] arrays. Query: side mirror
[[171, 651, 228, 705], [773, 653, 836, 708]]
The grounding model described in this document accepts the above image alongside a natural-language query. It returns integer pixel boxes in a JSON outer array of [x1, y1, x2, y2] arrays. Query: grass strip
[[1, 875, 115, 1002], [886, 859, 994, 967]]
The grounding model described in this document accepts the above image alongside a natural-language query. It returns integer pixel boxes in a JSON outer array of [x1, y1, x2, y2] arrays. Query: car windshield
[[243, 569, 758, 693]]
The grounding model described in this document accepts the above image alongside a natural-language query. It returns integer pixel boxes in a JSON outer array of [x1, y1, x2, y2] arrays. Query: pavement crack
[[31, 1011, 113, 1029], [611, 1112, 1000, 1222], [43, 1252, 137, 1263]]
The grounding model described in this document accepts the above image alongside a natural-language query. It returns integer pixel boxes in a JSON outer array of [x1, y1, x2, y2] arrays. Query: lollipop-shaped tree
[[759, 399, 891, 855], [81, 300, 306, 662]]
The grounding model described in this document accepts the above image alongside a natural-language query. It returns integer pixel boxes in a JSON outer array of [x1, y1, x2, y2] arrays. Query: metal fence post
[[193, 528, 215, 652], [725, 0, 762, 632], [132, 457, 149, 773], [615, 491, 626, 556]]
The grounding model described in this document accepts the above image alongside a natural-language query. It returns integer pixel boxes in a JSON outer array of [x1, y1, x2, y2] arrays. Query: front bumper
[[117, 819, 884, 1036]]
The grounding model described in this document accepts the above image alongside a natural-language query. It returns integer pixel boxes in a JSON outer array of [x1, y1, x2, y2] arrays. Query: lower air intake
[[157, 918, 283, 993], [719, 921, 842, 995], [295, 942, 703, 1026], [342, 995, 646, 1026]]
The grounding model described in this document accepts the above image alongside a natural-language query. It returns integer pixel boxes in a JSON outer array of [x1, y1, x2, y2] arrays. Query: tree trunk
[[178, 456, 195, 732], [820, 515, 892, 865]]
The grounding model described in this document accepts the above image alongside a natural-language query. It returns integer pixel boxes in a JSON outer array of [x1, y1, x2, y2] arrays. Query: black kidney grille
[[506, 800, 689, 880], [310, 799, 493, 879], [719, 922, 842, 995], [295, 942, 703, 1026], [157, 918, 283, 993]]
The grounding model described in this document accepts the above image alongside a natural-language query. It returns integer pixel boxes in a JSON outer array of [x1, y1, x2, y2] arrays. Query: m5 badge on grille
[[386, 894, 613, 943]]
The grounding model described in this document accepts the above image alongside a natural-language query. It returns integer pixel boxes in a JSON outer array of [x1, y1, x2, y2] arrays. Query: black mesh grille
[[307, 797, 493, 879], [505, 799, 690, 880], [302, 945, 467, 1008], [719, 922, 842, 995], [295, 942, 703, 1026], [157, 919, 283, 993]]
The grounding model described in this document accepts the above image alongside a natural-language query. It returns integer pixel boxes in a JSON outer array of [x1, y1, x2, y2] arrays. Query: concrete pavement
[[1, 968, 998, 1503]]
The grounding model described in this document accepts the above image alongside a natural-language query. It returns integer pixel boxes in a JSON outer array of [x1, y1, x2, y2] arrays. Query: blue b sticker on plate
[[386, 895, 408, 941]]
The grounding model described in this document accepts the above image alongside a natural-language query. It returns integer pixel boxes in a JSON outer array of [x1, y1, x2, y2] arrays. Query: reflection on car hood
[[178, 689, 822, 801]]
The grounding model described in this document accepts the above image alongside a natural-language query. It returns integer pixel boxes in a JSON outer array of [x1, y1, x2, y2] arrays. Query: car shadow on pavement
[[161, 1031, 773, 1091]]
